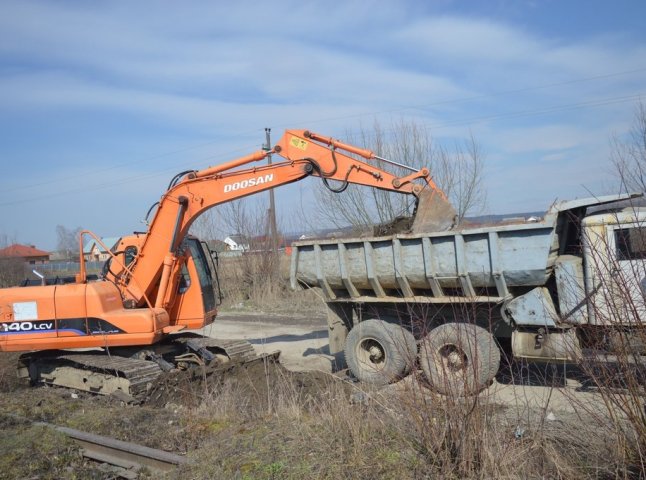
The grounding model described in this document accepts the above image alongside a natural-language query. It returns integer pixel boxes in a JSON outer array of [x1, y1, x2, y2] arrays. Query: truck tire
[[419, 323, 500, 396], [344, 320, 417, 385]]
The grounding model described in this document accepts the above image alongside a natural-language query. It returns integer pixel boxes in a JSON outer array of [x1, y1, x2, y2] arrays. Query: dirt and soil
[[145, 354, 346, 410], [0, 312, 643, 479]]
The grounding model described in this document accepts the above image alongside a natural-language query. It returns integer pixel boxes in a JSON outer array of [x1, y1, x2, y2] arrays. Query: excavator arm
[[109, 129, 456, 309]]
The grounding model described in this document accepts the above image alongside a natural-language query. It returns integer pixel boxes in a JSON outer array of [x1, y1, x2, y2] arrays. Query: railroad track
[[9, 414, 187, 478]]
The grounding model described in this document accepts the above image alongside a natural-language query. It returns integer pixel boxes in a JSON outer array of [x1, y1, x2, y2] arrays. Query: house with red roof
[[0, 244, 50, 264]]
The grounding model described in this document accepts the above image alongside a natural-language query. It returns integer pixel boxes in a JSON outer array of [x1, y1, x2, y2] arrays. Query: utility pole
[[264, 128, 278, 252]]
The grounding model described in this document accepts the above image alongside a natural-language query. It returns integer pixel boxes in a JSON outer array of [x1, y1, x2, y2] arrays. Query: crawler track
[[18, 336, 263, 400]]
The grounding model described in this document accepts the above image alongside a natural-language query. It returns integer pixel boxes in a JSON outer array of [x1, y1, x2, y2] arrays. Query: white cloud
[[0, 1, 644, 244], [392, 14, 646, 91], [495, 124, 590, 154], [395, 16, 544, 65]]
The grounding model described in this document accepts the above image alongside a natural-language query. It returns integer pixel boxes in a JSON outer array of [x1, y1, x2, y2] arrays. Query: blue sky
[[0, 0, 645, 250]]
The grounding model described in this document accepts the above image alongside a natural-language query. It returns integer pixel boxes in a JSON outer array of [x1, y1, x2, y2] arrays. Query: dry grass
[[0, 348, 644, 479], [2, 211, 645, 478], [217, 251, 324, 315], [169, 365, 644, 480]]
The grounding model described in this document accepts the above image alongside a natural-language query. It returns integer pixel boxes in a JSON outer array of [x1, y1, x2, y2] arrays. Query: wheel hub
[[368, 345, 384, 361], [447, 350, 464, 369], [439, 344, 467, 372], [357, 338, 386, 369]]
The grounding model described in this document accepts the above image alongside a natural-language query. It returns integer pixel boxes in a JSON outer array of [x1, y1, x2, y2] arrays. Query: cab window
[[615, 227, 646, 261]]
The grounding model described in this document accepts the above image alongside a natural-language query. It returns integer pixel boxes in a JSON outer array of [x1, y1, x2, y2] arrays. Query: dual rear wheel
[[344, 319, 416, 386], [344, 320, 500, 395]]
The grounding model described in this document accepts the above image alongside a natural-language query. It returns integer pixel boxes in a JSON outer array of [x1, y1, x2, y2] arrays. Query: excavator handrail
[[77, 230, 155, 310]]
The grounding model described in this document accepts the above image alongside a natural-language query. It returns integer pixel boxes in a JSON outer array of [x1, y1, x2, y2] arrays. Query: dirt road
[[195, 311, 336, 372]]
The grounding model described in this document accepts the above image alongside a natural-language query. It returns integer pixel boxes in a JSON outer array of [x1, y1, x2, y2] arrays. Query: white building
[[223, 234, 249, 252], [83, 237, 120, 262]]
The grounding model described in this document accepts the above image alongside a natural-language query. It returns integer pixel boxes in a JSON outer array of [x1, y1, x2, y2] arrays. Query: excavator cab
[[167, 237, 221, 330], [105, 234, 221, 329]]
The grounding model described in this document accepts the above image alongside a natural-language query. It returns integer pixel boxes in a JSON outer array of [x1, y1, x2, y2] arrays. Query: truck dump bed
[[290, 216, 559, 303], [290, 195, 639, 304]]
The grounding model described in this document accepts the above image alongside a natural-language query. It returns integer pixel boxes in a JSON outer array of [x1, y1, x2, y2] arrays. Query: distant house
[[83, 237, 121, 262], [205, 239, 228, 253], [223, 234, 249, 252], [0, 244, 50, 264]]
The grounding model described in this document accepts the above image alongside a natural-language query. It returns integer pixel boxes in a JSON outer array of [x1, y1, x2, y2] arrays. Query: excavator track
[[165, 335, 257, 364], [18, 336, 272, 401], [18, 351, 163, 399]]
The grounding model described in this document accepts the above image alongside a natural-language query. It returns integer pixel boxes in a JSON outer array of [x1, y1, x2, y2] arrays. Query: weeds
[[2, 205, 645, 478], [169, 357, 646, 479], [0, 416, 104, 479], [217, 252, 324, 314]]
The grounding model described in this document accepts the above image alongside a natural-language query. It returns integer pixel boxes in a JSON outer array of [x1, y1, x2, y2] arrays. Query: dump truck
[[290, 193, 646, 394]]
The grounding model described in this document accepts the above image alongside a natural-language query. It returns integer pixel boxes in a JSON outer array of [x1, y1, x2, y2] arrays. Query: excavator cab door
[[200, 240, 222, 305], [187, 238, 218, 314], [168, 237, 219, 329]]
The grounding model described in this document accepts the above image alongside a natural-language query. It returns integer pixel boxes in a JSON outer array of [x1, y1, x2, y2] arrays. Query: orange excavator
[[0, 129, 455, 398]]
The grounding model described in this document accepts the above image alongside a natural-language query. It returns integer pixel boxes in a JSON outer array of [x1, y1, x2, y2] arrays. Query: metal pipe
[[195, 150, 269, 178], [169, 196, 188, 251], [155, 255, 174, 309], [374, 155, 419, 172]]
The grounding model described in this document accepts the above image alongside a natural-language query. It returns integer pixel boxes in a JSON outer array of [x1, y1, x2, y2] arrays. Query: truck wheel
[[419, 323, 500, 396], [344, 320, 417, 385]]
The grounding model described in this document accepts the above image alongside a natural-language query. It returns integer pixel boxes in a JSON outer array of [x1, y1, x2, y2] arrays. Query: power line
[[0, 141, 261, 194], [0, 144, 263, 207], [2, 67, 645, 200], [399, 93, 644, 134], [0, 133, 265, 193], [0, 91, 642, 207], [272, 67, 646, 130]]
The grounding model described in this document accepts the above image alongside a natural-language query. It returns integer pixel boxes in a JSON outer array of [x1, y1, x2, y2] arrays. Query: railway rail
[[8, 414, 187, 478]]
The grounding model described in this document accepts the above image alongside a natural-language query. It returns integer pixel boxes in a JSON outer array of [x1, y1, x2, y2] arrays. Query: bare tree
[[0, 233, 24, 287], [56, 225, 83, 260], [612, 100, 646, 194], [190, 198, 287, 307], [432, 131, 487, 222], [190, 209, 224, 244], [191, 200, 276, 248], [314, 119, 487, 229]]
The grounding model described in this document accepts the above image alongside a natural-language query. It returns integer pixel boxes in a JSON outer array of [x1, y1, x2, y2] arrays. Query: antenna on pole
[[264, 128, 278, 252]]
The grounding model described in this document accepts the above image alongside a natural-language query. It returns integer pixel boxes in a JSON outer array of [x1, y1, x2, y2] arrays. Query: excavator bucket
[[411, 188, 457, 233]]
